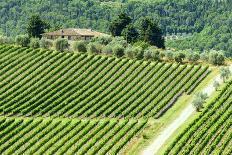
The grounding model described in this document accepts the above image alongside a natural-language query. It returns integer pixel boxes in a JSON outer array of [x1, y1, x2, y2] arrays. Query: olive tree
[[187, 52, 200, 62], [87, 42, 102, 54], [29, 38, 40, 49], [113, 45, 124, 58], [54, 38, 69, 52], [40, 38, 53, 49], [220, 67, 231, 82], [102, 45, 113, 55], [174, 52, 186, 63], [73, 40, 87, 53], [209, 51, 225, 65], [15, 35, 30, 47], [213, 80, 220, 91], [192, 92, 208, 112]]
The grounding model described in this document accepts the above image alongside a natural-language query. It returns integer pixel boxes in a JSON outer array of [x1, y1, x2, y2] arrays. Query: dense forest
[[0, 0, 231, 56]]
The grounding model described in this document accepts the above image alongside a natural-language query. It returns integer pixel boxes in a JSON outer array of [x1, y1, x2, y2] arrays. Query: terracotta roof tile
[[42, 28, 107, 37]]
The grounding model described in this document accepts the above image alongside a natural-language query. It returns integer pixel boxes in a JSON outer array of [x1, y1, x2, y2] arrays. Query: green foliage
[[109, 12, 132, 36], [40, 38, 53, 49], [91, 36, 113, 45], [220, 67, 231, 82], [164, 50, 174, 60], [124, 45, 134, 59], [102, 45, 113, 55], [87, 42, 102, 54], [124, 45, 144, 60], [108, 36, 128, 47], [187, 52, 200, 62], [144, 49, 153, 60], [113, 44, 124, 57], [151, 50, 160, 61], [1, 0, 232, 55], [165, 79, 232, 154], [192, 92, 208, 111], [213, 80, 220, 91], [208, 51, 225, 65], [54, 38, 69, 52], [144, 46, 160, 61], [0, 117, 147, 154], [174, 52, 185, 63], [0, 36, 14, 44], [138, 17, 165, 49], [27, 15, 49, 38], [192, 97, 204, 112], [200, 52, 209, 61], [0, 45, 210, 119], [15, 35, 30, 47], [122, 24, 139, 43], [73, 40, 87, 53], [133, 46, 144, 60], [133, 41, 150, 50], [29, 38, 40, 49]]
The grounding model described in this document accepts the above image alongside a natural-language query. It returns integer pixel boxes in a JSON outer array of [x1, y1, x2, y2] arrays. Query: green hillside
[[1, 0, 232, 55], [0, 45, 208, 119], [0, 116, 147, 154], [165, 78, 232, 155], [0, 44, 211, 154]]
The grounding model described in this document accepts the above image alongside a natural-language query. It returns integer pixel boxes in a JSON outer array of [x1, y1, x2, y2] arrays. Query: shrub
[[109, 36, 128, 47], [102, 45, 113, 55], [164, 50, 174, 60], [174, 52, 186, 63], [144, 49, 153, 60], [133, 46, 144, 60], [213, 80, 220, 91], [151, 50, 160, 61], [125, 45, 134, 59], [192, 97, 204, 112], [0, 36, 14, 44], [91, 35, 112, 45], [187, 52, 200, 62], [133, 41, 150, 50], [54, 38, 69, 52], [29, 38, 40, 49], [73, 40, 87, 52], [113, 45, 124, 57], [192, 92, 208, 111], [15, 35, 30, 47], [209, 51, 225, 65], [125, 46, 143, 59], [144, 46, 160, 61], [220, 67, 231, 82], [159, 51, 165, 59], [200, 52, 209, 61], [40, 38, 53, 49], [121, 24, 139, 43], [87, 42, 102, 54]]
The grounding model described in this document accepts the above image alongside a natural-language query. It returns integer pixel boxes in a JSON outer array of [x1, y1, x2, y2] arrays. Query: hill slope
[[0, 45, 208, 119], [0, 116, 147, 154], [165, 79, 232, 155]]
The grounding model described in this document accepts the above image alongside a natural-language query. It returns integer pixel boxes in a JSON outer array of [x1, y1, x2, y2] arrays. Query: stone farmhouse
[[42, 28, 107, 41]]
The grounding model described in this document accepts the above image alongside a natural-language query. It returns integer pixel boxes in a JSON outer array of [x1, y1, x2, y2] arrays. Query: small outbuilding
[[42, 28, 107, 41]]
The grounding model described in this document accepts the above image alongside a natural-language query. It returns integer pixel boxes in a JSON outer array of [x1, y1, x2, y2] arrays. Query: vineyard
[[0, 116, 146, 155], [0, 45, 209, 119], [0, 44, 210, 154], [164, 79, 232, 155]]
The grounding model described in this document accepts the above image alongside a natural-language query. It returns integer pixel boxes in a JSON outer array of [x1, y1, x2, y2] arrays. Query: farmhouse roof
[[42, 28, 107, 37]]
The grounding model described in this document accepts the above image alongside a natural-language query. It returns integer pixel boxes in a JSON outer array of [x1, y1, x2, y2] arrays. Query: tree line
[[0, 13, 226, 66], [0, 0, 231, 56]]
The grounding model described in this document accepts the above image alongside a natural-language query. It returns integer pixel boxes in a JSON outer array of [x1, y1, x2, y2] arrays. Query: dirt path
[[141, 65, 232, 155]]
